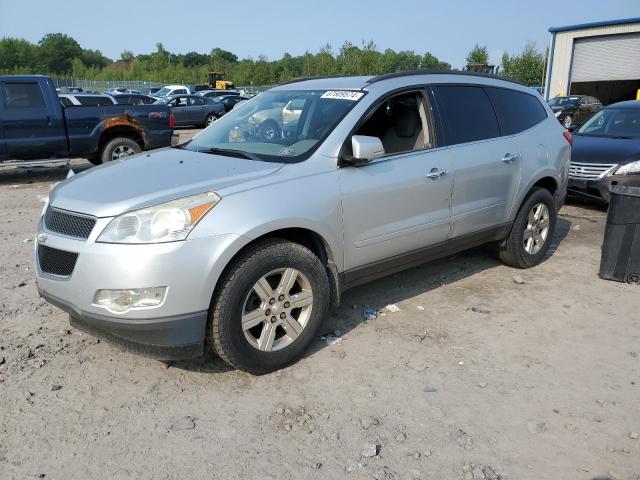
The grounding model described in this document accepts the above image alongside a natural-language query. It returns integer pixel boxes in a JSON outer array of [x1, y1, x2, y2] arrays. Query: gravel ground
[[1, 131, 639, 479]]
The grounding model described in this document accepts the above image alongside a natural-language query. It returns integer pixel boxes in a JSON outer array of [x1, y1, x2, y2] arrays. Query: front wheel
[[498, 187, 557, 269], [208, 239, 330, 374]]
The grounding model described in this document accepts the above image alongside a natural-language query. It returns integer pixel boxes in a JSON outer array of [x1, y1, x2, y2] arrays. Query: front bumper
[[35, 221, 241, 360], [568, 174, 640, 203]]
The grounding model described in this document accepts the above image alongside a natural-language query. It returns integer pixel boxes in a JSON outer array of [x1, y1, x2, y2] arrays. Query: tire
[[208, 238, 330, 374], [498, 187, 557, 269], [562, 115, 573, 129], [258, 120, 280, 141], [87, 155, 101, 166], [100, 137, 142, 164], [205, 113, 217, 127]]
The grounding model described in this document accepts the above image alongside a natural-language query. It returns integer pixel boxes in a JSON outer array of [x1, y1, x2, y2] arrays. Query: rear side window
[[432, 85, 499, 146], [1, 82, 46, 109], [77, 96, 114, 106], [484, 87, 547, 136]]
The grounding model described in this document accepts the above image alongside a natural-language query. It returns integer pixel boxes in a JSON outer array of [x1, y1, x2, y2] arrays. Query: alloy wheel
[[524, 203, 550, 255], [111, 145, 136, 160], [241, 268, 313, 351]]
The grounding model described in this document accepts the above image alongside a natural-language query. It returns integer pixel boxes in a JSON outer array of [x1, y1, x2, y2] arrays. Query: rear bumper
[[568, 175, 640, 203], [39, 287, 207, 360]]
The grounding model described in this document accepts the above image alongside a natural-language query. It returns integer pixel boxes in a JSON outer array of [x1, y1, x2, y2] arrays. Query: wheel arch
[[211, 225, 342, 309], [510, 171, 561, 222]]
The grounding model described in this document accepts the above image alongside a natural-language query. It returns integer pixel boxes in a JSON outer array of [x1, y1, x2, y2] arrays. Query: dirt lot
[[1, 131, 639, 480]]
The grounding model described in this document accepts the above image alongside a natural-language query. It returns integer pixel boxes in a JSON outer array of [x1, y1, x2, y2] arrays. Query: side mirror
[[568, 124, 578, 132], [340, 135, 385, 167]]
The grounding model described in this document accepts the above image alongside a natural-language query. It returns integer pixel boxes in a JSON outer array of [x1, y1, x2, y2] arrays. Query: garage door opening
[[571, 79, 640, 105], [569, 32, 640, 105]]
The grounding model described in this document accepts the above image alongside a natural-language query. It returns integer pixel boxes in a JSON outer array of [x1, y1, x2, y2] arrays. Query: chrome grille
[[38, 245, 78, 276], [568, 162, 617, 180], [45, 206, 96, 239]]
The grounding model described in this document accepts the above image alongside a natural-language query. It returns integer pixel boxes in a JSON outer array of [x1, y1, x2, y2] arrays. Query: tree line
[[0, 33, 546, 87]]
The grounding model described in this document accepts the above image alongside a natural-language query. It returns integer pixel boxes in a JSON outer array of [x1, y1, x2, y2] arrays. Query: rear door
[[188, 96, 207, 123], [432, 85, 521, 237], [0, 79, 67, 160]]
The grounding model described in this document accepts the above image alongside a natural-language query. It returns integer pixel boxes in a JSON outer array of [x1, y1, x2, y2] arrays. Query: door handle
[[502, 153, 519, 164], [426, 168, 448, 180]]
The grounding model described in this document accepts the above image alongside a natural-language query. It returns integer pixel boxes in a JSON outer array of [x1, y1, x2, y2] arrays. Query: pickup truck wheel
[[208, 238, 330, 374], [100, 137, 142, 163], [258, 120, 280, 141], [205, 113, 217, 126], [498, 187, 557, 269]]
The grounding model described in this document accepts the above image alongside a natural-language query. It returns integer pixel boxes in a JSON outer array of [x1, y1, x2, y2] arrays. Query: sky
[[0, 0, 638, 68]]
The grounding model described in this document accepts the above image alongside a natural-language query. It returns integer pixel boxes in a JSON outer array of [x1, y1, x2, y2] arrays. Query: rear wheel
[[208, 239, 329, 374], [205, 113, 217, 127], [100, 137, 142, 164], [499, 187, 557, 268]]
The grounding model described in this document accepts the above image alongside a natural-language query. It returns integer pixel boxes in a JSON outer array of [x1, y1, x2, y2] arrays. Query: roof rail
[[365, 70, 527, 87], [276, 75, 364, 87]]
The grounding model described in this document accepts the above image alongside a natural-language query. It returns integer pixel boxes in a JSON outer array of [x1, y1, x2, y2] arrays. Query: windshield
[[577, 108, 640, 139], [154, 87, 172, 97], [153, 97, 170, 105], [182, 89, 364, 162], [548, 96, 580, 107]]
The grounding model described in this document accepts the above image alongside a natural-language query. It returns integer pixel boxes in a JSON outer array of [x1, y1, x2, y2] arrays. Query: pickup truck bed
[[0, 75, 177, 164]]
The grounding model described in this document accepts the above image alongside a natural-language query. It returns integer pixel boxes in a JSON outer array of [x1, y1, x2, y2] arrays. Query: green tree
[[421, 52, 450, 70], [120, 50, 135, 61], [500, 42, 546, 86], [0, 37, 38, 72], [37, 33, 82, 74], [466, 44, 489, 65], [81, 49, 111, 69]]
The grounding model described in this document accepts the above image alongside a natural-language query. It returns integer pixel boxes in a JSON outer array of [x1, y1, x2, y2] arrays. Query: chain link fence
[[54, 78, 273, 95]]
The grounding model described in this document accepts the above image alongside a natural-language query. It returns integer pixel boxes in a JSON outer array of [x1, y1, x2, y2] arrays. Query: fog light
[[93, 287, 167, 314]]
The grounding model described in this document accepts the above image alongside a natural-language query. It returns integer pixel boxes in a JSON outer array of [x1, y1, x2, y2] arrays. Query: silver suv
[[35, 72, 571, 373]]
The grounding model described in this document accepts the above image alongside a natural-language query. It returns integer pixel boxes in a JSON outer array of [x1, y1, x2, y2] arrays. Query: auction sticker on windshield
[[321, 91, 365, 101]]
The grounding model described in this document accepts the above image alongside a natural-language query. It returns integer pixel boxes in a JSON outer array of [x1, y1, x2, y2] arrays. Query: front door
[[340, 90, 452, 271], [170, 96, 189, 125]]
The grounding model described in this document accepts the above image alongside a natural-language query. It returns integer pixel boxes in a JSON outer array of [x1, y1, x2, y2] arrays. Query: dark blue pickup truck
[[0, 75, 177, 165]]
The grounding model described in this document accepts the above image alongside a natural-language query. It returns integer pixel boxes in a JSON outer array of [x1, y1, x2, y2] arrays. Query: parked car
[[110, 93, 157, 105], [196, 89, 240, 99], [212, 94, 250, 113], [245, 97, 304, 140], [58, 93, 117, 107], [35, 72, 569, 373], [187, 84, 209, 94], [154, 94, 224, 127], [0, 75, 177, 165], [140, 87, 162, 96], [567, 100, 640, 203], [548, 95, 602, 129], [152, 85, 190, 98], [105, 87, 140, 95]]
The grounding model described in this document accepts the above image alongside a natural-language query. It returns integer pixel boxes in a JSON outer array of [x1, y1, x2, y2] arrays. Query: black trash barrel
[[599, 185, 640, 284]]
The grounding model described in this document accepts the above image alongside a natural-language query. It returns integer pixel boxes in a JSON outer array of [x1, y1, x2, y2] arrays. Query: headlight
[[554, 111, 562, 118], [97, 192, 220, 244], [615, 160, 640, 176]]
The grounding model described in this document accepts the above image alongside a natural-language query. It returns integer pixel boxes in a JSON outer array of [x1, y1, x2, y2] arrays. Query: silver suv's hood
[[49, 148, 284, 217]]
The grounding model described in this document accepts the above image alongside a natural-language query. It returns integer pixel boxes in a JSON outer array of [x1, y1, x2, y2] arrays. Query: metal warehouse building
[[544, 17, 640, 105]]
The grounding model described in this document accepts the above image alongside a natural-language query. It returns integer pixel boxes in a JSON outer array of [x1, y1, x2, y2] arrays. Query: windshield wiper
[[196, 147, 260, 160]]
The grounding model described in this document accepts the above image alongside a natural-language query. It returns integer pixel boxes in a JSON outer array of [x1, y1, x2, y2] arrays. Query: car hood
[[572, 134, 640, 165], [49, 148, 284, 217]]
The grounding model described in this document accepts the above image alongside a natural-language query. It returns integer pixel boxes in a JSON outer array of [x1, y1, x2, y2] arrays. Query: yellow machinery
[[208, 72, 234, 90]]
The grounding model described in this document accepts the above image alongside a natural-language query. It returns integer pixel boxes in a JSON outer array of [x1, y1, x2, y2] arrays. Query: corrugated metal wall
[[545, 21, 640, 99], [572, 33, 640, 82]]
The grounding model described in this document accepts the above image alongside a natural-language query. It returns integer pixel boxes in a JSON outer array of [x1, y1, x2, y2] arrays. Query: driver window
[[354, 91, 431, 156]]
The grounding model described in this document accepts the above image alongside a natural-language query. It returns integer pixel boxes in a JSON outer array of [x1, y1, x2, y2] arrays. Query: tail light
[[563, 130, 573, 145], [169, 112, 175, 129]]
